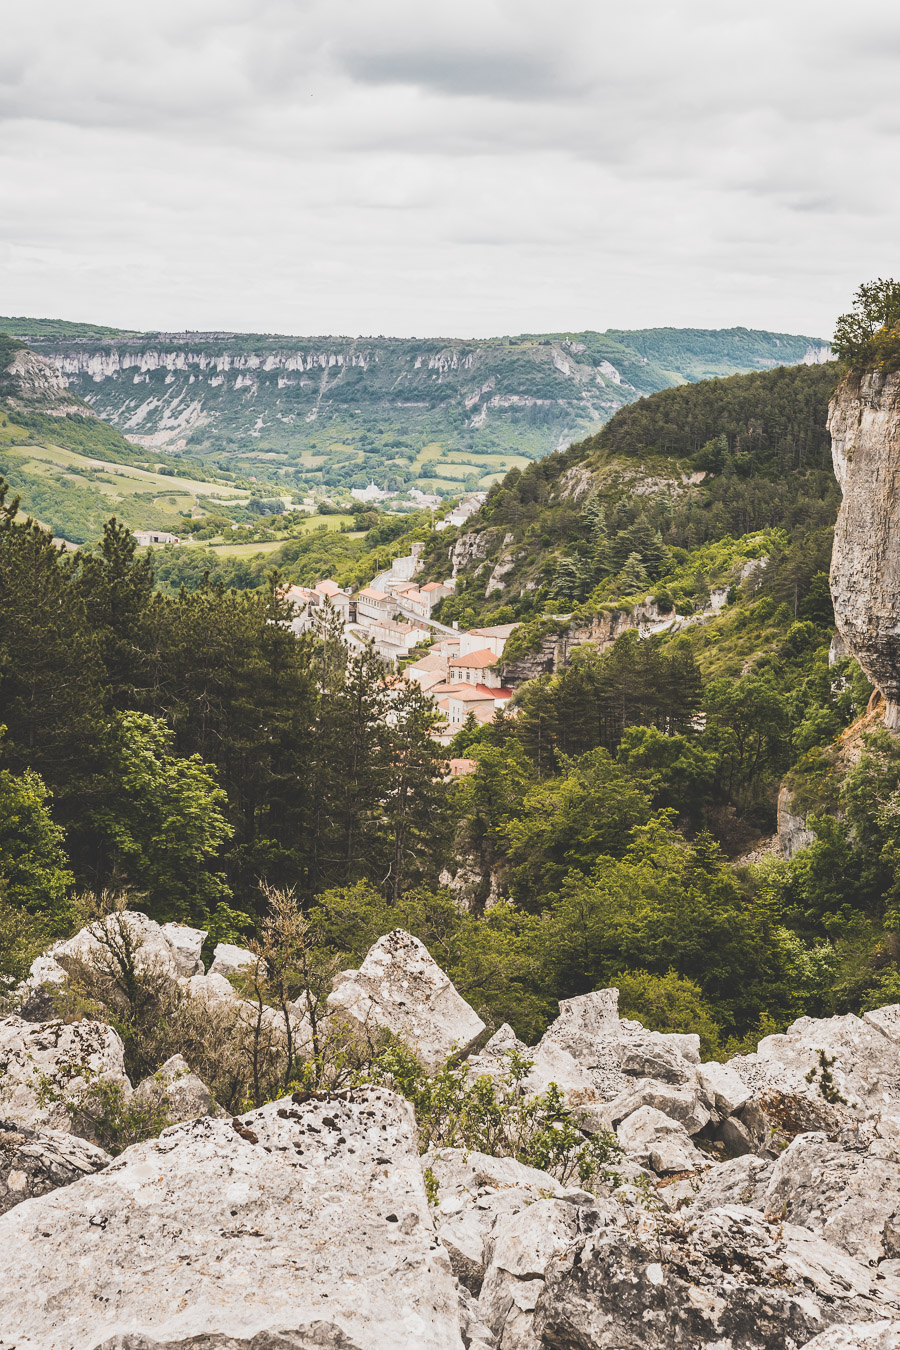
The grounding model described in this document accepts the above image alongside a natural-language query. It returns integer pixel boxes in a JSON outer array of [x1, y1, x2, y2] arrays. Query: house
[[448, 648, 503, 688], [443, 682, 513, 725], [404, 651, 450, 692], [458, 624, 518, 658], [434, 492, 487, 530], [355, 586, 393, 623], [446, 758, 478, 778], [367, 617, 429, 656], [311, 579, 351, 620], [134, 530, 180, 546], [394, 582, 450, 621]]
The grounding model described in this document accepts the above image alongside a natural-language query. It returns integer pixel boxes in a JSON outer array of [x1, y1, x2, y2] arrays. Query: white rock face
[[159, 922, 207, 976], [207, 942, 257, 979], [762, 1130, 900, 1266], [424, 1147, 570, 1293], [18, 912, 209, 1015], [616, 1105, 704, 1173], [0, 1017, 130, 1138], [327, 930, 486, 1072], [800, 1325, 900, 1349], [0, 1088, 463, 1350], [0, 1120, 110, 1216], [731, 1010, 900, 1114], [829, 369, 900, 725], [697, 1059, 753, 1116], [133, 1054, 215, 1125], [534, 1204, 900, 1349]]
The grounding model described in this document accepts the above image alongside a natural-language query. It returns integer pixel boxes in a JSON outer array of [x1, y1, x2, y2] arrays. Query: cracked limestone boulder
[[326, 930, 485, 1073], [730, 1009, 900, 1121], [534, 989, 701, 1103], [800, 1325, 900, 1349], [133, 1054, 215, 1125], [616, 1105, 706, 1174], [477, 1197, 606, 1350], [533, 1203, 900, 1349], [159, 923, 207, 977], [207, 942, 257, 979], [0, 1119, 111, 1216], [761, 1130, 900, 1267], [0, 1016, 131, 1141], [16, 914, 208, 1017], [0, 1087, 463, 1350], [424, 1147, 572, 1295]]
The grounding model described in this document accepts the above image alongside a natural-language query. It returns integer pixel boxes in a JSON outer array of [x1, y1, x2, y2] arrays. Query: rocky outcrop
[[327, 929, 486, 1071], [0, 1088, 462, 1350], [16, 912, 208, 1017], [829, 369, 900, 728], [533, 1204, 900, 1348], [2, 344, 97, 419], [0, 1016, 130, 1139], [0, 1119, 110, 1216], [8, 922, 900, 1348], [777, 784, 816, 859]]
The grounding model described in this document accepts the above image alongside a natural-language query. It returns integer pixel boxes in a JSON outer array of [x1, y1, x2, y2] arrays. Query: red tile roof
[[449, 648, 497, 669]]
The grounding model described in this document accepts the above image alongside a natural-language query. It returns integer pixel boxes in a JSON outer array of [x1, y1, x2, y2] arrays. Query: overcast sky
[[1, 0, 897, 339]]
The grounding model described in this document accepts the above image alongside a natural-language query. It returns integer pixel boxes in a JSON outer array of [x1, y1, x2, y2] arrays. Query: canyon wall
[[829, 369, 900, 728]]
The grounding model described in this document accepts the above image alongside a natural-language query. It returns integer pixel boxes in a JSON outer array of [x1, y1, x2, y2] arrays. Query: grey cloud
[[1, 0, 899, 339]]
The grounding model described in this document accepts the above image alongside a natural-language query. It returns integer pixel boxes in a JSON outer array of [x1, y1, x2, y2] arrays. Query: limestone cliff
[[829, 369, 900, 727], [2, 344, 95, 420]]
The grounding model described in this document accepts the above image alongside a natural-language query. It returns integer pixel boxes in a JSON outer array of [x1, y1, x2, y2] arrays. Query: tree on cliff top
[[832, 278, 900, 365]]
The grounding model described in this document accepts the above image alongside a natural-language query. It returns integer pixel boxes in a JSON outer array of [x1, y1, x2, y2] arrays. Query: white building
[[134, 530, 180, 546], [458, 623, 518, 659], [448, 649, 503, 688], [355, 586, 393, 622]]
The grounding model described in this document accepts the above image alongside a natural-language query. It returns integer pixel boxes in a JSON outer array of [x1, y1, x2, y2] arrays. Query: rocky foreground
[[2, 917, 900, 1348]]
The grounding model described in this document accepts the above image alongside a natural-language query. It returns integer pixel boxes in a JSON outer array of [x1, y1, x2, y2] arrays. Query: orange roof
[[471, 624, 518, 639], [406, 652, 447, 673], [449, 648, 497, 669], [421, 581, 445, 592], [448, 758, 478, 776], [357, 587, 388, 601], [447, 683, 502, 703], [315, 579, 342, 597]]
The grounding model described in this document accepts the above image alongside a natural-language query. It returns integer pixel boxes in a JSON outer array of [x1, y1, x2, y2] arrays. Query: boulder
[[50, 910, 180, 982], [864, 1005, 900, 1045], [17, 913, 209, 1017], [616, 1105, 705, 1173], [326, 930, 485, 1072], [731, 1012, 900, 1117], [0, 1016, 131, 1140], [207, 942, 257, 979], [424, 1147, 570, 1294], [534, 989, 700, 1103], [0, 1120, 111, 1216], [762, 1131, 900, 1266], [697, 1059, 753, 1117], [0, 1087, 463, 1350], [465, 1022, 595, 1101], [160, 923, 207, 976], [688, 1153, 774, 1212], [534, 1204, 900, 1349], [477, 1197, 595, 1348], [133, 1054, 215, 1125], [603, 1078, 710, 1134], [800, 1325, 900, 1349]]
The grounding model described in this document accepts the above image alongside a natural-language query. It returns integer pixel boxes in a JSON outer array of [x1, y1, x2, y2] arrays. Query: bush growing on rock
[[361, 1039, 622, 1189]]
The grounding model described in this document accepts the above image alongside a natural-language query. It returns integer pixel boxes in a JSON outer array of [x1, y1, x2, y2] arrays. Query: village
[[282, 534, 517, 752]]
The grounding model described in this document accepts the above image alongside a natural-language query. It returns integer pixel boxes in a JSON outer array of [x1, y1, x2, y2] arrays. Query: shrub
[[361, 1041, 621, 1190]]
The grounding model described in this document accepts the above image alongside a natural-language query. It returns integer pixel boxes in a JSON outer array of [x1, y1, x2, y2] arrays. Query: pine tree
[[619, 551, 649, 593]]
